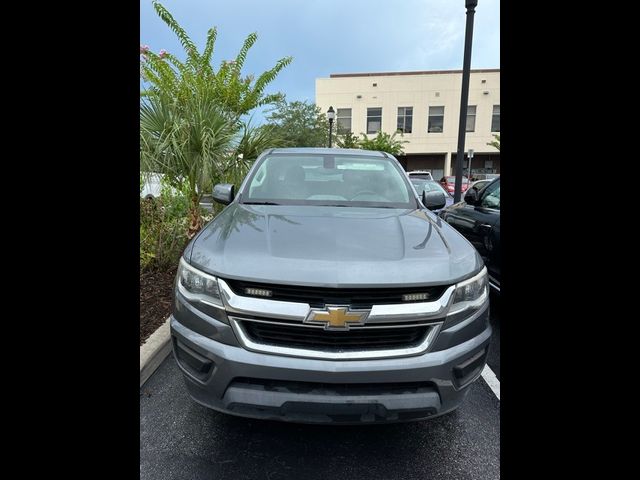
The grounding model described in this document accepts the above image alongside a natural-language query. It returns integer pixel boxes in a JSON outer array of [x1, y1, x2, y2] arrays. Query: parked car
[[471, 173, 499, 181], [439, 177, 500, 291], [407, 170, 434, 181], [410, 178, 454, 213], [140, 172, 210, 209], [468, 179, 492, 192], [140, 172, 163, 199], [439, 175, 470, 195], [171, 147, 491, 424]]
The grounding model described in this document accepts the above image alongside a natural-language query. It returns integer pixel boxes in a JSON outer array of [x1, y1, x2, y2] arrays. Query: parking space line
[[481, 364, 500, 400]]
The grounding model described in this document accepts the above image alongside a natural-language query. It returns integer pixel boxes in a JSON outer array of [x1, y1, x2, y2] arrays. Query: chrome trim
[[229, 316, 442, 360], [367, 286, 455, 323], [218, 279, 310, 321], [235, 316, 442, 329], [218, 278, 456, 324], [304, 305, 370, 330]]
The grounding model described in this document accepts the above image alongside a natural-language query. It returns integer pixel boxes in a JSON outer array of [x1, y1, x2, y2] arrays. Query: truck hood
[[188, 203, 482, 288]]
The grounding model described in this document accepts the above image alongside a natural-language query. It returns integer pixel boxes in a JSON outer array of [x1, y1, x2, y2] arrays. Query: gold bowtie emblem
[[305, 306, 370, 330]]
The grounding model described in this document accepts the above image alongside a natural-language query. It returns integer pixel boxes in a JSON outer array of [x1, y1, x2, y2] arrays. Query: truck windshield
[[241, 154, 417, 209]]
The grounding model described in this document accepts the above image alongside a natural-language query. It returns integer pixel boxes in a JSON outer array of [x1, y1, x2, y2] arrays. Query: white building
[[316, 68, 500, 180]]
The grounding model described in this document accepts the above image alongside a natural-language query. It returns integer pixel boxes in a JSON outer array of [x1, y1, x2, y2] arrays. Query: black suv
[[439, 177, 500, 291]]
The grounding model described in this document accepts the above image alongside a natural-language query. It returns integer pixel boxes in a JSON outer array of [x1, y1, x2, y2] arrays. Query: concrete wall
[[316, 69, 500, 163]]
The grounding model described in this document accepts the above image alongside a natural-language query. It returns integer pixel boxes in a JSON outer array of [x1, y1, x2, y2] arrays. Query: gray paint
[[188, 147, 482, 287], [189, 203, 482, 287], [171, 315, 491, 423], [171, 148, 491, 424]]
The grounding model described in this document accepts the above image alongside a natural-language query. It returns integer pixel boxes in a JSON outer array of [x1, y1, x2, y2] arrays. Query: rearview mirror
[[422, 190, 446, 211], [464, 188, 479, 205], [212, 183, 235, 205]]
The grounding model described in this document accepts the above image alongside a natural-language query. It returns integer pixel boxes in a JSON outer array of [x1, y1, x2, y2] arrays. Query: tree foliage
[[234, 121, 286, 163], [140, 1, 292, 236], [487, 133, 500, 151], [140, 1, 292, 117], [335, 131, 360, 149], [264, 99, 331, 147], [357, 131, 408, 156]]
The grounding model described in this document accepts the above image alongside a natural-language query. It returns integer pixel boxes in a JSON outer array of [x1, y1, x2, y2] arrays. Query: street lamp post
[[453, 0, 478, 203], [327, 106, 335, 148]]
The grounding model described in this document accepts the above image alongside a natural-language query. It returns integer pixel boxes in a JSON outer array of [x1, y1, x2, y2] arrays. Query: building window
[[428, 106, 444, 133], [367, 107, 382, 134], [466, 105, 476, 132], [336, 108, 352, 134], [396, 107, 413, 133], [491, 105, 500, 132]]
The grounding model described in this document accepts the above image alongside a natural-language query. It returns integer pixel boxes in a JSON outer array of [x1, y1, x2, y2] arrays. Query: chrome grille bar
[[218, 279, 454, 324]]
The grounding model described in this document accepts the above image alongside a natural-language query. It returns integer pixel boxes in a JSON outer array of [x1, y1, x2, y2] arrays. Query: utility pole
[[453, 0, 478, 202]]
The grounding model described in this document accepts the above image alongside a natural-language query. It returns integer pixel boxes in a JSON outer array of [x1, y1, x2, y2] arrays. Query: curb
[[140, 317, 172, 388]]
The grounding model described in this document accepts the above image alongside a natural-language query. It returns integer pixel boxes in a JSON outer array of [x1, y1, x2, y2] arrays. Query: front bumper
[[169, 303, 491, 424]]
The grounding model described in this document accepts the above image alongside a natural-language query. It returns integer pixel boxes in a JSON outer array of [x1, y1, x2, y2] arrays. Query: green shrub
[[140, 177, 194, 271], [357, 131, 408, 156]]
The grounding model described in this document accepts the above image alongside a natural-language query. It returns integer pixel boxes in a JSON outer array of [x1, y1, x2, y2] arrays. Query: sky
[[140, 0, 500, 122]]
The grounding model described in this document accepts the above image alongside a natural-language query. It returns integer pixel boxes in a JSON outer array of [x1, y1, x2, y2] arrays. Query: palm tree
[[140, 95, 238, 236], [140, 1, 292, 236], [487, 133, 500, 151]]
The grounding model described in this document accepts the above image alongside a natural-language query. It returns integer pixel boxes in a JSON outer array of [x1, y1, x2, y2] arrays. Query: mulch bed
[[140, 267, 177, 345]]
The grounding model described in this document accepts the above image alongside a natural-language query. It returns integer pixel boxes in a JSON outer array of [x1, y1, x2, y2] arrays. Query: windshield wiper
[[243, 201, 281, 205]]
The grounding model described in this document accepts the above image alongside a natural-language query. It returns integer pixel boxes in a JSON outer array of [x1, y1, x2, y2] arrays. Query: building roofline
[[329, 68, 500, 78]]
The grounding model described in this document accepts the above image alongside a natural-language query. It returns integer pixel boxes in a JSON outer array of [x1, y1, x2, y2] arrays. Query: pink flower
[[159, 49, 167, 59], [140, 44, 150, 54]]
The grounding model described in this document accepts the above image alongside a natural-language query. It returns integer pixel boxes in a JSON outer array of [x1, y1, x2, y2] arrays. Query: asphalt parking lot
[[140, 294, 500, 480]]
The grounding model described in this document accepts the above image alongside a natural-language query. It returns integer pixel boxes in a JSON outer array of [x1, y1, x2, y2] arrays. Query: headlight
[[176, 257, 223, 307], [449, 267, 488, 315]]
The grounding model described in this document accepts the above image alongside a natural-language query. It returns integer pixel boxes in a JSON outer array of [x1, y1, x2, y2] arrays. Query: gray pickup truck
[[170, 148, 491, 424]]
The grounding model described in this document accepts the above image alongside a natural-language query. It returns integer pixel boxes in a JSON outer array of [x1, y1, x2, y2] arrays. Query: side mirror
[[422, 190, 446, 211], [212, 183, 235, 205], [464, 188, 479, 205]]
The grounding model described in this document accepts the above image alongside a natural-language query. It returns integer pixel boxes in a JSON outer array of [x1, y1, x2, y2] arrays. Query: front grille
[[223, 278, 447, 308], [241, 321, 429, 351]]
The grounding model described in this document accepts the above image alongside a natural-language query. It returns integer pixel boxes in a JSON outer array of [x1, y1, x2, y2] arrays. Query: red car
[[440, 175, 470, 195]]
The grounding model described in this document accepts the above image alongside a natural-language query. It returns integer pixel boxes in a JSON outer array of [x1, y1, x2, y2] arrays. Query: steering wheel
[[350, 190, 381, 200]]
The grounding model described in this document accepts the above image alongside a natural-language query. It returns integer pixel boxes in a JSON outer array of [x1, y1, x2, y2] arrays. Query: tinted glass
[[336, 108, 351, 134], [480, 180, 500, 209], [397, 107, 413, 134], [428, 106, 444, 133], [367, 108, 382, 134], [491, 105, 500, 132], [466, 105, 476, 132]]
